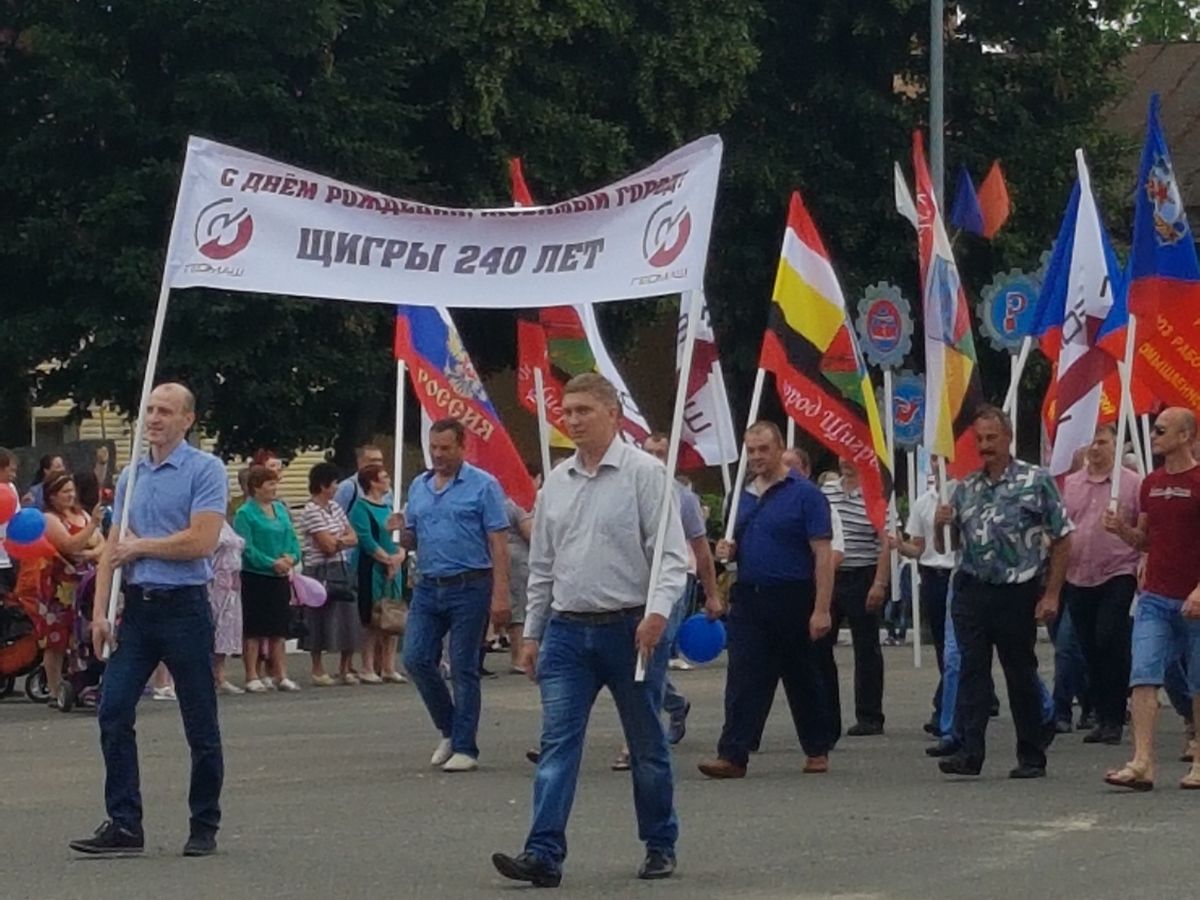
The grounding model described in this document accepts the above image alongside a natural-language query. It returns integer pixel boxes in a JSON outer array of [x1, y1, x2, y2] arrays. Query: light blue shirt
[[333, 475, 393, 518], [405, 462, 508, 577], [113, 442, 229, 588]]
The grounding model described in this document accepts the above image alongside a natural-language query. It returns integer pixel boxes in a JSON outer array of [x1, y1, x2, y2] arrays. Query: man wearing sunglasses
[[1103, 407, 1200, 791]]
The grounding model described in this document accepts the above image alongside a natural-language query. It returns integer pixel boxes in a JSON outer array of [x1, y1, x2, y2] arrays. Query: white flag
[[675, 293, 739, 468], [894, 162, 918, 229], [577, 303, 654, 444]]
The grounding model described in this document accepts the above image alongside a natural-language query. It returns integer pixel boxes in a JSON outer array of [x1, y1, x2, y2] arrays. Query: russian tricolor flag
[[394, 306, 537, 509]]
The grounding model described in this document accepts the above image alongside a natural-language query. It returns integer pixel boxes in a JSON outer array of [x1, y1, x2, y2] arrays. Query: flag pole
[[786, 418, 796, 447], [937, 455, 951, 553], [1117, 363, 1147, 476], [883, 369, 900, 606], [637, 290, 703, 682], [931, 0, 946, 205], [532, 366, 553, 482], [708, 368, 738, 499], [393, 360, 406, 517], [907, 449, 921, 668], [723, 368, 767, 542], [1111, 314, 1139, 505], [1139, 412, 1154, 471], [1003, 336, 1032, 456]]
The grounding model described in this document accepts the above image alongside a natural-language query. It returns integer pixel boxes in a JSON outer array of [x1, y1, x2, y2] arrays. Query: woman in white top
[[297, 463, 362, 686]]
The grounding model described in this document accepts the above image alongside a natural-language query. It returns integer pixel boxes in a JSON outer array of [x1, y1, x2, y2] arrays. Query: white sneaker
[[359, 672, 383, 685], [217, 681, 245, 696], [151, 686, 177, 701], [431, 738, 454, 767], [262, 677, 276, 690], [442, 753, 478, 773], [668, 659, 694, 671], [381, 671, 408, 684], [244, 679, 268, 694], [341, 673, 360, 686], [277, 678, 301, 692]]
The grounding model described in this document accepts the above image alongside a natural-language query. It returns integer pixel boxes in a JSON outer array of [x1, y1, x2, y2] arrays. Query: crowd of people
[[4, 377, 1198, 885]]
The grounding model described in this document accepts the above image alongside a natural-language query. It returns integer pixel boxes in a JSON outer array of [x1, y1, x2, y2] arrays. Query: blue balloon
[[676, 613, 726, 665], [6, 507, 46, 544]]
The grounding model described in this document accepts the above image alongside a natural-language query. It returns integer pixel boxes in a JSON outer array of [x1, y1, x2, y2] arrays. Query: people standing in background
[[22, 454, 66, 509], [298, 463, 362, 687], [401, 419, 510, 773], [822, 459, 890, 738], [0, 448, 19, 594], [334, 445, 391, 516], [209, 521, 245, 695], [234, 465, 302, 694], [93, 445, 114, 491], [348, 464, 407, 685]]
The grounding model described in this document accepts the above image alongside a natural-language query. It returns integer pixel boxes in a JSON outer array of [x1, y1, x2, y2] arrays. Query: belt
[[425, 568, 491, 588], [552, 606, 645, 625], [124, 584, 205, 602]]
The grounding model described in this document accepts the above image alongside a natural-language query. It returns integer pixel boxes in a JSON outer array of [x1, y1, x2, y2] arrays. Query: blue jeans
[[402, 576, 492, 758], [526, 614, 676, 869], [938, 580, 961, 740], [661, 579, 694, 719], [98, 586, 223, 834], [1048, 602, 1089, 723]]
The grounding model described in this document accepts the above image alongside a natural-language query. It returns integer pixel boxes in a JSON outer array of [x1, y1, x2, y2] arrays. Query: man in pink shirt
[[1062, 424, 1141, 745]]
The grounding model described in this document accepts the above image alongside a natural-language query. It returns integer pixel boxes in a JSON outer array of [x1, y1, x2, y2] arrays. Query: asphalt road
[[1, 643, 1194, 900]]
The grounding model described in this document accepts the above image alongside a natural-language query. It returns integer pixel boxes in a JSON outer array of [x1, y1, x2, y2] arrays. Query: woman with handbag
[[233, 465, 303, 693], [348, 464, 407, 684], [297, 463, 362, 686]]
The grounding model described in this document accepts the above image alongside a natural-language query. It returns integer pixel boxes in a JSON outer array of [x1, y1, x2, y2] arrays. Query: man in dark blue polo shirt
[[402, 418, 511, 773], [698, 421, 835, 779], [70, 383, 228, 858]]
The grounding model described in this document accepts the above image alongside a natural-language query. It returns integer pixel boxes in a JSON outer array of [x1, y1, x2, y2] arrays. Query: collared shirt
[[113, 442, 229, 588], [524, 439, 688, 641], [822, 479, 880, 568], [734, 470, 832, 586], [906, 490, 957, 570], [405, 461, 508, 577], [1062, 467, 1141, 587], [333, 476, 392, 518], [950, 459, 1073, 585]]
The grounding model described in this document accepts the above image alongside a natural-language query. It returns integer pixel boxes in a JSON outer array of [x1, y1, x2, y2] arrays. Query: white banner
[[165, 136, 722, 308]]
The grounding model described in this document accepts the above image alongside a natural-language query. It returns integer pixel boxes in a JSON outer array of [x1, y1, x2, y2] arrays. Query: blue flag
[[948, 167, 984, 236]]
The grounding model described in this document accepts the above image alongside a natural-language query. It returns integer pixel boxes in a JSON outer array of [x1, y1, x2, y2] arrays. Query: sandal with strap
[[1179, 767, 1200, 790], [1104, 763, 1154, 792]]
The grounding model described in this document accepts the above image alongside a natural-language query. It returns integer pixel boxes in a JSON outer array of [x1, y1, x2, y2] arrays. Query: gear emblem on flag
[[978, 268, 1041, 354], [854, 282, 913, 370]]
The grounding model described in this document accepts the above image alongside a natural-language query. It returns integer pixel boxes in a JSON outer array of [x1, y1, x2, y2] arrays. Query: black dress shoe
[[926, 739, 961, 758], [1083, 726, 1122, 745], [69, 820, 145, 857], [846, 722, 884, 737], [1009, 764, 1046, 779], [923, 720, 942, 737], [183, 830, 217, 857], [637, 849, 676, 880], [526, 748, 541, 764], [938, 754, 982, 776], [492, 851, 562, 888]]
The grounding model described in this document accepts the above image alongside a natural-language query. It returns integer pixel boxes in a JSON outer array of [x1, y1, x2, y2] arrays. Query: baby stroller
[[0, 591, 47, 703], [57, 568, 104, 713]]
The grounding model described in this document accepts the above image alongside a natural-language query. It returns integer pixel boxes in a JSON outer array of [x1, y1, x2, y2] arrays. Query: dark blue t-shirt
[[734, 471, 832, 585]]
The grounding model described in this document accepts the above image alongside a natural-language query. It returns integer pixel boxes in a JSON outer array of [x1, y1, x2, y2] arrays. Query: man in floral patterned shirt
[[934, 406, 1073, 780]]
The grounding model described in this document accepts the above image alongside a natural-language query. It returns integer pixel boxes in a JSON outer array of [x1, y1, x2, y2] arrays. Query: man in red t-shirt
[[1104, 407, 1200, 791]]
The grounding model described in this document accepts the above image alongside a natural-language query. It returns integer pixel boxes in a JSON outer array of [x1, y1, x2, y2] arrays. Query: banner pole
[[937, 455, 951, 554], [883, 369, 900, 606], [907, 449, 921, 668], [393, 359, 406, 517], [722, 367, 767, 542], [786, 417, 796, 447], [1004, 336, 1031, 456], [1140, 412, 1154, 472], [533, 366, 553, 482], [1111, 315, 1138, 505], [637, 290, 703, 682], [1117, 362, 1147, 476]]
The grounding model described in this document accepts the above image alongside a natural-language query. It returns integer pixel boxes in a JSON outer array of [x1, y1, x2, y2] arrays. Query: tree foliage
[[0, 0, 1148, 460]]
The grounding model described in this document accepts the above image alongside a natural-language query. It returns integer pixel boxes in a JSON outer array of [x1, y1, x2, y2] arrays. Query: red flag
[[509, 158, 535, 207], [977, 161, 1011, 239]]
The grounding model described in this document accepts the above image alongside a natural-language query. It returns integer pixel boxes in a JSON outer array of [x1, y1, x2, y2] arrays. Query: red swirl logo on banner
[[194, 198, 254, 260]]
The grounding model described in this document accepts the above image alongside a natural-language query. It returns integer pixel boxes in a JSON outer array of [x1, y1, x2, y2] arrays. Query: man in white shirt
[[492, 374, 688, 887]]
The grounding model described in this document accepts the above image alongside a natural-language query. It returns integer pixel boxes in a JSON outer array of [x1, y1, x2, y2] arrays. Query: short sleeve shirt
[[906, 490, 957, 569], [734, 471, 832, 586], [822, 480, 881, 568], [405, 462, 509, 577], [1140, 465, 1200, 599], [950, 459, 1073, 585], [114, 442, 229, 588], [297, 499, 353, 569]]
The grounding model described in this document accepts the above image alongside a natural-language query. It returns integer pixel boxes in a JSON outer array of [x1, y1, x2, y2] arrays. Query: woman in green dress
[[348, 464, 407, 684]]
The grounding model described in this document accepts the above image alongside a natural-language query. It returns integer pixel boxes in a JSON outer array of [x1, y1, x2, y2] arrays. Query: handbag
[[372, 575, 408, 635], [314, 559, 357, 604]]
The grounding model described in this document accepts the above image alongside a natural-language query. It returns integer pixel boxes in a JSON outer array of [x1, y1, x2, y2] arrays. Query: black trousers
[[821, 564, 885, 735], [920, 566, 952, 719], [717, 581, 831, 766], [953, 574, 1049, 769], [1065, 575, 1135, 731]]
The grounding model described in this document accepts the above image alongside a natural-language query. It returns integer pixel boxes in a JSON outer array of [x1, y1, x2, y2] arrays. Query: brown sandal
[[1179, 768, 1200, 790], [1104, 763, 1154, 792]]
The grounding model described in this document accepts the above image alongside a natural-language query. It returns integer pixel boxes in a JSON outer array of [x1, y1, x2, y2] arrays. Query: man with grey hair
[[492, 373, 688, 886], [934, 405, 1072, 779]]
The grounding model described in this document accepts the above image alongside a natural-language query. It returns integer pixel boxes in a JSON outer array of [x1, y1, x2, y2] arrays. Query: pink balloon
[[0, 488, 16, 526], [3, 536, 56, 561]]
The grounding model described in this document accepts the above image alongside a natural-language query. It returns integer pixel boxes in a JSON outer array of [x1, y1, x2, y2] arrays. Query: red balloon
[[0, 488, 17, 526], [3, 536, 56, 561]]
